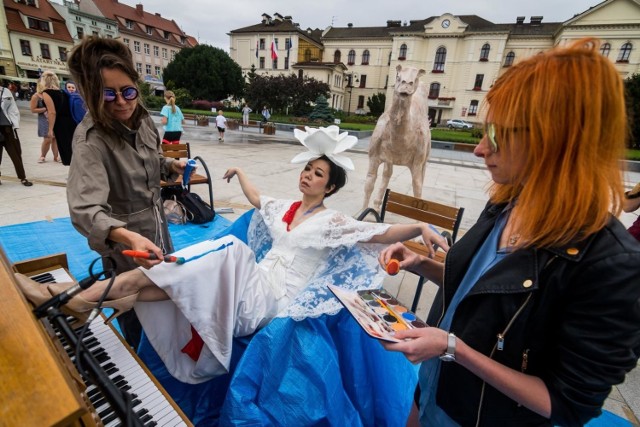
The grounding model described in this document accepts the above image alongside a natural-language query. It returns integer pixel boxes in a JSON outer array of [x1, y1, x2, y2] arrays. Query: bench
[[160, 143, 214, 208], [357, 189, 464, 312]]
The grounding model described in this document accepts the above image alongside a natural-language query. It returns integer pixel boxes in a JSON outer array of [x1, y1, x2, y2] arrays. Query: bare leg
[[80, 268, 166, 302], [40, 137, 52, 159], [51, 137, 59, 161]]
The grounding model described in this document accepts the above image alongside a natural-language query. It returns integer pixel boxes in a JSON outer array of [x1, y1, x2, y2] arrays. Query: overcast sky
[[121, 0, 604, 49]]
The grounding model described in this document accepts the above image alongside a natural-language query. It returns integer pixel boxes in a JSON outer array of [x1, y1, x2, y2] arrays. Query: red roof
[[4, 0, 73, 42], [92, 0, 194, 47]]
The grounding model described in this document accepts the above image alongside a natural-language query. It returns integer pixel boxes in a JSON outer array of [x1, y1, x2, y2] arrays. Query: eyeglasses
[[483, 122, 530, 153], [483, 122, 499, 153], [103, 86, 139, 102]]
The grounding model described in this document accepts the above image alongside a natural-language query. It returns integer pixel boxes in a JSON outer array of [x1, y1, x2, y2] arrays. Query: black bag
[[162, 187, 214, 224], [180, 191, 215, 224]]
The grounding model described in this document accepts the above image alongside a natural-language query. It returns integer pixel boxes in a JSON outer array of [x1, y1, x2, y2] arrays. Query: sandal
[[54, 157, 62, 163], [21, 179, 33, 187], [37, 157, 45, 163]]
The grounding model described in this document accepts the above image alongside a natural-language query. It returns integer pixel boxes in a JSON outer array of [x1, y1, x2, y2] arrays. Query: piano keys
[[2, 250, 192, 427]]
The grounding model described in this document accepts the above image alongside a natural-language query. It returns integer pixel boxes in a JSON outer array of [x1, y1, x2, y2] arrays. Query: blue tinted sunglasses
[[103, 86, 139, 102]]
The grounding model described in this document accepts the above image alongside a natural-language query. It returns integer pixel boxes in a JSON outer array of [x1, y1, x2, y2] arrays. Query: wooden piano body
[[0, 249, 192, 427]]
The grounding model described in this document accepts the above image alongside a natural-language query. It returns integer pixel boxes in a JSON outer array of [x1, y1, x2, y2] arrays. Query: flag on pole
[[255, 39, 259, 59], [271, 39, 278, 60]]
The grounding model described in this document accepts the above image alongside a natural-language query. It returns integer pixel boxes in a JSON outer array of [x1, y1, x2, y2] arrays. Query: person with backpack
[[160, 90, 184, 144], [41, 71, 78, 165]]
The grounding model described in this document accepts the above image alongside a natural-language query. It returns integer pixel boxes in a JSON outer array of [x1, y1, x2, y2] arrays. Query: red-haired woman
[[380, 38, 640, 426]]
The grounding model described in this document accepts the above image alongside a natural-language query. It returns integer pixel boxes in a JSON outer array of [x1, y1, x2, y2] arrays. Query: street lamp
[[345, 72, 359, 113]]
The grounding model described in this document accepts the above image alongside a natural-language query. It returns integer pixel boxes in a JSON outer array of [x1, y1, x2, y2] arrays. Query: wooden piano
[[0, 249, 193, 427]]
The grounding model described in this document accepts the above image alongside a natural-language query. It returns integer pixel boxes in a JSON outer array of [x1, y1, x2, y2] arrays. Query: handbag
[[179, 190, 215, 224], [163, 196, 188, 224]]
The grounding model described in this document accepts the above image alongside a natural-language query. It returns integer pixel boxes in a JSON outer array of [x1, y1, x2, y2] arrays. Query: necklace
[[302, 202, 324, 216]]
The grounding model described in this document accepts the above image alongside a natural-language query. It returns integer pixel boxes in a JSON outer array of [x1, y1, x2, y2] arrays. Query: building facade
[[3, 0, 75, 81], [86, 0, 195, 91], [229, 0, 640, 124], [52, 0, 119, 47]]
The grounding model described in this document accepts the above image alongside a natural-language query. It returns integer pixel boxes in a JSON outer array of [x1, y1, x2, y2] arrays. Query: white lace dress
[[135, 196, 390, 384]]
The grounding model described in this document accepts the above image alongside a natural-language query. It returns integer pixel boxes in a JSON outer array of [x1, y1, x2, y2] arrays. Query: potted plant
[[195, 114, 209, 126]]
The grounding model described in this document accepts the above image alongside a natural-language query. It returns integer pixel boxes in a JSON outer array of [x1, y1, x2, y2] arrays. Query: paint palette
[[328, 285, 428, 343]]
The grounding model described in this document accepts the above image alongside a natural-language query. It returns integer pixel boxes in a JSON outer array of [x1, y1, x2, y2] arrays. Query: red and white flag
[[271, 40, 278, 60]]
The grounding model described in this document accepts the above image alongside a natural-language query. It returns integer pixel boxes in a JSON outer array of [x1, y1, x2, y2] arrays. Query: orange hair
[[484, 38, 626, 248]]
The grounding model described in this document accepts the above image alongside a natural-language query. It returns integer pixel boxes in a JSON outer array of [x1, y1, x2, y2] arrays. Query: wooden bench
[[241, 119, 264, 131], [182, 113, 197, 125], [357, 189, 464, 312], [160, 143, 214, 208]]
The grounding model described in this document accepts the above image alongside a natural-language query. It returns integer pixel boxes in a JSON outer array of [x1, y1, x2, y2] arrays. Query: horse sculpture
[[362, 64, 431, 210]]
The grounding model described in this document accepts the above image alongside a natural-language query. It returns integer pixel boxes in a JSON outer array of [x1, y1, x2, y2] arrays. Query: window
[[384, 75, 388, 89], [153, 46, 159, 57], [284, 56, 289, 70], [28, 18, 50, 32], [285, 38, 291, 50], [106, 24, 111, 30], [433, 47, 446, 72], [92, 31, 99, 36], [333, 50, 341, 64], [91, 20, 97, 25], [399, 44, 407, 60], [163, 30, 170, 40], [77, 27, 84, 39], [272, 58, 278, 69], [600, 43, 611, 57], [304, 49, 311, 62], [357, 95, 365, 109], [123, 38, 130, 47], [468, 100, 479, 116], [171, 50, 176, 59], [428, 82, 440, 99], [155, 66, 161, 76], [146, 26, 153, 35], [162, 47, 167, 59], [135, 62, 142, 74], [145, 64, 151, 75], [75, 16, 81, 22], [388, 51, 392, 65], [259, 38, 265, 50], [479, 43, 490, 61], [26, 0, 36, 5], [359, 75, 367, 88], [59, 47, 67, 61], [259, 57, 265, 69], [504, 51, 515, 67], [125, 20, 133, 30], [361, 50, 370, 65], [473, 74, 484, 90], [134, 41, 140, 53], [347, 50, 355, 65], [144, 43, 150, 55], [40, 43, 50, 59], [617, 42, 632, 62], [20, 40, 31, 56]]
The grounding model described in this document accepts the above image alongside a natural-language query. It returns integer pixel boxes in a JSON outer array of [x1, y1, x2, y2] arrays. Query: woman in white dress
[[17, 125, 447, 384]]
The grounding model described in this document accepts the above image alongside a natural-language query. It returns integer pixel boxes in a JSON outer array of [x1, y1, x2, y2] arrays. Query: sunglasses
[[103, 86, 139, 102], [483, 122, 499, 153]]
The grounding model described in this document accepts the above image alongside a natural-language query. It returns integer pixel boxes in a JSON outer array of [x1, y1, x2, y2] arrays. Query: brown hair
[[67, 36, 146, 132], [484, 38, 626, 247], [164, 90, 176, 114]]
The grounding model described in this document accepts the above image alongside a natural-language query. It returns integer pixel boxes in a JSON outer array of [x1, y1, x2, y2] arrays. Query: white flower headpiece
[[290, 125, 358, 171]]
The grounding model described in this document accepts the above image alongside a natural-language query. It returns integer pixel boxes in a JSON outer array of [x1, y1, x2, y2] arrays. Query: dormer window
[[26, 0, 37, 6], [27, 17, 50, 32], [146, 26, 153, 35], [125, 19, 133, 30], [164, 30, 170, 40]]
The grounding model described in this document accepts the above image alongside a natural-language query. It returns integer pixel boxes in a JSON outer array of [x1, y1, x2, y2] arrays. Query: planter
[[263, 124, 276, 135], [197, 119, 209, 127], [226, 119, 239, 130]]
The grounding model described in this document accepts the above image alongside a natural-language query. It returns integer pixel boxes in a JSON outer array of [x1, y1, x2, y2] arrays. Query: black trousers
[[0, 126, 26, 179], [117, 310, 143, 351]]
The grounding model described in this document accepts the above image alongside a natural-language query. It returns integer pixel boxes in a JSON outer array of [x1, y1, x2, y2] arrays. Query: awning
[[0, 74, 38, 83]]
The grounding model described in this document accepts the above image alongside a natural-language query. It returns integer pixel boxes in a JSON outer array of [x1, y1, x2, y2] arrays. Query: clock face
[[442, 19, 450, 28]]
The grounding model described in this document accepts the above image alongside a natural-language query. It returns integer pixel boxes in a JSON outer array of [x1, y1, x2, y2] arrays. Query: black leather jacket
[[426, 203, 640, 426]]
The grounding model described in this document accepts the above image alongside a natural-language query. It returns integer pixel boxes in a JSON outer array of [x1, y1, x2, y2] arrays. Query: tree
[[625, 73, 640, 149], [162, 44, 244, 101], [309, 95, 333, 122], [367, 92, 386, 117], [244, 74, 330, 115]]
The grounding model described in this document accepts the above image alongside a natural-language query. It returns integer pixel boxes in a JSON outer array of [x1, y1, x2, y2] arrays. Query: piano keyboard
[[30, 270, 189, 427]]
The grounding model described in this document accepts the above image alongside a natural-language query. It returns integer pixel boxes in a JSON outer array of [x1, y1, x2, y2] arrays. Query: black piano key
[[144, 421, 157, 427], [101, 412, 119, 425], [98, 405, 115, 420], [139, 414, 153, 424], [30, 272, 54, 283]]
